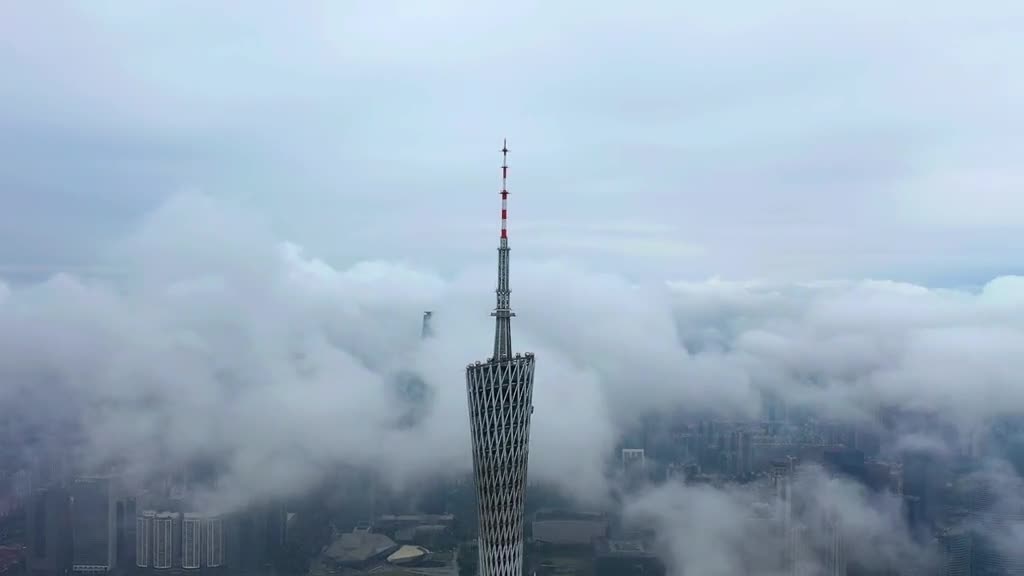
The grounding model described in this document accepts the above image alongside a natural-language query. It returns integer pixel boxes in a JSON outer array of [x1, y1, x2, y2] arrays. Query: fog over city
[[2, 193, 1023, 573], [1, 3, 1022, 576]]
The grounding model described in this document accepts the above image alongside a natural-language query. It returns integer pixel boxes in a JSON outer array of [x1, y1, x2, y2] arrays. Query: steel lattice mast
[[493, 139, 513, 361], [466, 140, 536, 576]]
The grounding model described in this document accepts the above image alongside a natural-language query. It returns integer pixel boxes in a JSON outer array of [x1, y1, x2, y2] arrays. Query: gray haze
[[2, 1, 1023, 572]]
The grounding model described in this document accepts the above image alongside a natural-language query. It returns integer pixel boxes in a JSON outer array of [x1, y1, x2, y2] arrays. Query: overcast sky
[[4, 10, 1024, 556], [1, 1, 1022, 284]]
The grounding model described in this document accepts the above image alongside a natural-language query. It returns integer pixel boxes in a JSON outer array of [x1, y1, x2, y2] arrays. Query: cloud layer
[[2, 4, 1021, 572], [626, 466, 937, 576], [2, 193, 1023, 512]]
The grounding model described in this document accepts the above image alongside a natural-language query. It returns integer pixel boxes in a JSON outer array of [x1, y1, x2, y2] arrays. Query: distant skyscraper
[[618, 446, 643, 477], [465, 141, 536, 576], [725, 430, 753, 479], [114, 496, 135, 569], [621, 448, 646, 471], [967, 477, 1024, 575], [28, 487, 72, 576], [823, 513, 846, 576], [621, 448, 648, 490], [771, 459, 801, 576], [422, 311, 434, 339], [70, 478, 117, 574], [902, 449, 942, 537], [940, 530, 972, 576]]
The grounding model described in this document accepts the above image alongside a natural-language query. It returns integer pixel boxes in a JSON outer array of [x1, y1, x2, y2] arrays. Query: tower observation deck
[[465, 140, 536, 576]]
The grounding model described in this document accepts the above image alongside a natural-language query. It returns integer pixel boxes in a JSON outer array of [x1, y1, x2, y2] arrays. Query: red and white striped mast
[[491, 139, 515, 361], [500, 139, 509, 240]]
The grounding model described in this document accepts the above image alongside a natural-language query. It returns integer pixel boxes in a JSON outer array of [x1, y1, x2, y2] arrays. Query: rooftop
[[609, 541, 645, 553], [378, 514, 454, 523], [325, 532, 398, 566], [534, 510, 606, 522], [594, 539, 656, 558], [387, 545, 430, 565]]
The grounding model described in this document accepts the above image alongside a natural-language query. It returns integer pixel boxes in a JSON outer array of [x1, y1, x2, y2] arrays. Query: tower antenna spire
[[492, 138, 514, 361], [500, 138, 509, 240]]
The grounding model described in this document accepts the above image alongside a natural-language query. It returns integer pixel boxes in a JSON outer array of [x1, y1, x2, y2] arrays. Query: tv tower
[[465, 140, 536, 576]]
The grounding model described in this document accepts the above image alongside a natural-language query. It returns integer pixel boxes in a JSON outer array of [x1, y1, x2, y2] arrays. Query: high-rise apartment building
[[181, 513, 202, 569], [135, 508, 225, 571], [70, 478, 117, 574], [27, 487, 72, 576], [135, 511, 153, 568], [152, 512, 174, 569], [205, 516, 225, 568]]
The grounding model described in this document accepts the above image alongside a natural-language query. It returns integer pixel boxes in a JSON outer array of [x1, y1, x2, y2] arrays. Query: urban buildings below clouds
[[0, 545, 21, 575], [531, 511, 609, 547], [374, 514, 455, 548], [620, 449, 649, 490], [389, 311, 440, 431], [130, 496, 285, 575], [592, 538, 665, 576], [620, 449, 646, 473], [963, 475, 1024, 575], [312, 526, 456, 576], [324, 530, 398, 568], [386, 545, 431, 566], [134, 510, 225, 572], [939, 529, 971, 576]]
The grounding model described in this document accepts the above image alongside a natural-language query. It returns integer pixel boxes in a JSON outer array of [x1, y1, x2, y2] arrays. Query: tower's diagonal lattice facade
[[466, 140, 535, 576]]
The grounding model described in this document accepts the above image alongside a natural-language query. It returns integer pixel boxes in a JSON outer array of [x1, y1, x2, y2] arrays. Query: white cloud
[[627, 467, 935, 576], [2, 193, 1023, 511], [1, 2, 1021, 569]]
